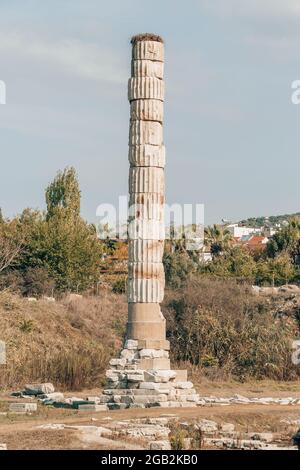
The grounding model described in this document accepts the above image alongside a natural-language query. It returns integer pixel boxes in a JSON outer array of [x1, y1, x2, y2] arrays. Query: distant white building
[[226, 224, 262, 238]]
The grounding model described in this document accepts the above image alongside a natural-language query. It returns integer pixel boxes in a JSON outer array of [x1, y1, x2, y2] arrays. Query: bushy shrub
[[163, 278, 300, 381]]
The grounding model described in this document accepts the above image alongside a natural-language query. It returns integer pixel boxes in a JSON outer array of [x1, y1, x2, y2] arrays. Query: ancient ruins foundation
[[101, 34, 198, 409]]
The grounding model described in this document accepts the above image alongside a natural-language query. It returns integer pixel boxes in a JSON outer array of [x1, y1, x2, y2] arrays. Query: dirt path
[[1, 404, 300, 434]]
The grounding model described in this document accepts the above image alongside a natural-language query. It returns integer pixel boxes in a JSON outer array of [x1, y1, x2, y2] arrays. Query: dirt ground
[[0, 380, 300, 450]]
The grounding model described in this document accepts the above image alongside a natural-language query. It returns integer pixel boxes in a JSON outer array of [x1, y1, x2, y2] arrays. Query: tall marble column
[[102, 34, 199, 409], [127, 34, 169, 360]]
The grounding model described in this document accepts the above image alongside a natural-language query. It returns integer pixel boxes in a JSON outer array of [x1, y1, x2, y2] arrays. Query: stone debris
[[9, 403, 37, 413], [32, 414, 297, 451], [203, 437, 296, 451], [78, 404, 108, 412], [195, 419, 218, 433], [101, 343, 199, 409], [221, 423, 235, 433], [149, 440, 171, 450], [197, 395, 300, 406], [24, 383, 55, 396], [252, 285, 300, 296], [37, 423, 66, 430]]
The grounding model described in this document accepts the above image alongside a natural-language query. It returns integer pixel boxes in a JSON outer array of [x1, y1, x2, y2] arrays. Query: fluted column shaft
[[127, 39, 166, 343]]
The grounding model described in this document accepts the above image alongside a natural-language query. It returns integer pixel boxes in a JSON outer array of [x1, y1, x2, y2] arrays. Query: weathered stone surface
[[129, 240, 164, 263], [129, 193, 164, 221], [128, 219, 165, 242], [124, 339, 138, 349], [109, 358, 126, 367], [78, 404, 108, 412], [0, 444, 7, 450], [128, 77, 164, 101], [127, 373, 145, 382], [138, 339, 170, 350], [127, 278, 164, 303], [221, 423, 235, 433], [128, 262, 165, 280], [129, 120, 163, 146], [173, 381, 194, 390], [129, 167, 164, 194], [130, 99, 163, 122], [25, 383, 55, 395], [129, 144, 165, 168], [196, 419, 218, 433], [132, 40, 164, 62], [120, 348, 136, 360], [139, 348, 168, 359], [131, 60, 164, 79], [145, 370, 177, 383], [9, 403, 37, 413], [138, 357, 171, 370], [149, 440, 171, 450], [43, 392, 65, 401]]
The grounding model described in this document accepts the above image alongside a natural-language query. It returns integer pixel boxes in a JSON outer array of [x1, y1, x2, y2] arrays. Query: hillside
[[239, 212, 300, 228], [1, 280, 300, 391]]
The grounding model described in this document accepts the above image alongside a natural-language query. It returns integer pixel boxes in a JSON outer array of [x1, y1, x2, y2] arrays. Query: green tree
[[267, 218, 300, 264], [256, 254, 295, 286], [204, 225, 232, 258], [45, 167, 80, 220], [11, 169, 103, 293], [163, 251, 197, 288], [205, 246, 256, 282]]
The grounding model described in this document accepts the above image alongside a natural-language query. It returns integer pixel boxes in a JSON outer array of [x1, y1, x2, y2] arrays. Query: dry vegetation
[[0, 290, 127, 390], [163, 278, 300, 381], [0, 278, 300, 391]]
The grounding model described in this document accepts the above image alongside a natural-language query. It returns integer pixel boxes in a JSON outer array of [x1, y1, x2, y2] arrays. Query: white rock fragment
[[149, 440, 171, 450]]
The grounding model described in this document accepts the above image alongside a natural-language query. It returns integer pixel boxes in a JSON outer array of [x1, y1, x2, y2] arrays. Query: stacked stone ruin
[[102, 34, 199, 409]]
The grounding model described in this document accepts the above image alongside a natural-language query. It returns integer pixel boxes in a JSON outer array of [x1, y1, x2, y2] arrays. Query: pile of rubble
[[8, 381, 300, 412], [198, 394, 300, 406], [10, 383, 106, 412], [101, 339, 200, 409], [32, 416, 299, 451]]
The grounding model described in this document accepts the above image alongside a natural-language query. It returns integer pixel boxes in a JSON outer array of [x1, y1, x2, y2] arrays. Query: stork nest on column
[[131, 33, 164, 44]]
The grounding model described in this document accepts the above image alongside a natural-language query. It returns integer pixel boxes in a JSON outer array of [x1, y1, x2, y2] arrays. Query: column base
[[102, 339, 199, 409]]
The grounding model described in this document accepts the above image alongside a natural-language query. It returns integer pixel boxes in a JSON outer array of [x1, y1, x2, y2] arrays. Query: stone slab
[[78, 404, 108, 412], [9, 403, 37, 413]]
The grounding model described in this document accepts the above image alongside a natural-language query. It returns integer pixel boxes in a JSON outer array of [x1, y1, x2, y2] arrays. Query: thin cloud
[[0, 32, 126, 84], [202, 0, 300, 19]]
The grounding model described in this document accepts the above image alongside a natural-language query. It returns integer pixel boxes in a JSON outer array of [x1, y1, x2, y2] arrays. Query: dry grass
[[0, 290, 127, 390], [1, 277, 300, 391], [163, 278, 300, 381]]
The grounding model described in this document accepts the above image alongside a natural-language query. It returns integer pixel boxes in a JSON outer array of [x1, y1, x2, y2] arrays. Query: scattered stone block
[[25, 383, 55, 395], [124, 339, 138, 349], [221, 423, 235, 433], [109, 358, 126, 367], [173, 381, 193, 389], [78, 404, 108, 412], [127, 373, 144, 382], [42, 392, 64, 401], [9, 403, 37, 413], [149, 440, 171, 450], [196, 419, 218, 433], [120, 349, 136, 360]]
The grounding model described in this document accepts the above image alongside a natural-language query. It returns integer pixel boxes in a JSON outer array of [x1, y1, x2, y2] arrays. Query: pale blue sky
[[0, 0, 299, 225]]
